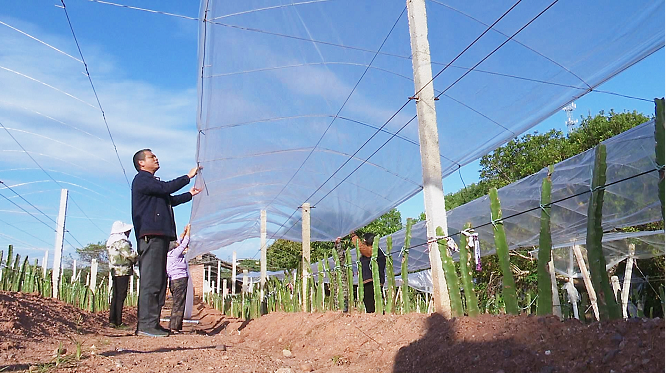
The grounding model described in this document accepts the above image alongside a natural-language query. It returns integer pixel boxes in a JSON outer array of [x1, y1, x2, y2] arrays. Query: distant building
[[187, 253, 241, 301]]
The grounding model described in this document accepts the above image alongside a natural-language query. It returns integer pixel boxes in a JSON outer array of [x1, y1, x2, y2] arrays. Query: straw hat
[[110, 221, 133, 234]]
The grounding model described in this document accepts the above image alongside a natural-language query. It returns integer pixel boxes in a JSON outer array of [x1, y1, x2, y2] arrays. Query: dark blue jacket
[[131, 170, 192, 241]]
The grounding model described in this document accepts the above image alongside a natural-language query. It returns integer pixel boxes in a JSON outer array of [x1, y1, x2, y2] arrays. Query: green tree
[[266, 239, 302, 270], [479, 110, 651, 189], [266, 209, 403, 270], [76, 241, 108, 271]]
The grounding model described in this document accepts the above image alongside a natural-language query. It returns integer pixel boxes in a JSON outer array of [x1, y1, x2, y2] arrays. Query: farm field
[[0, 291, 663, 373]]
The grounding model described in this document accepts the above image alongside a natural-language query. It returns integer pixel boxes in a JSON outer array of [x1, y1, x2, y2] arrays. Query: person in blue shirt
[[131, 149, 200, 337]]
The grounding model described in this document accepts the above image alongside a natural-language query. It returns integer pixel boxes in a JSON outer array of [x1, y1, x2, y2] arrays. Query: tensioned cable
[[0, 20, 82, 63], [428, 0, 591, 91], [0, 191, 54, 231], [0, 182, 86, 248], [59, 0, 131, 189], [0, 66, 96, 109], [210, 0, 332, 20], [315, 0, 561, 206], [265, 0, 526, 246], [85, 0, 412, 60], [263, 6, 408, 242], [0, 217, 53, 247], [0, 120, 106, 236], [84, 0, 650, 102]]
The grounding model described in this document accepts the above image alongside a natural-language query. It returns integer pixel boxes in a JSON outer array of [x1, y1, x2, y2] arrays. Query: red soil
[[0, 291, 663, 372]]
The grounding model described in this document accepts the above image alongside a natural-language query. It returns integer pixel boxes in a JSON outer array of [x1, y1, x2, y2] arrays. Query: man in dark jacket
[[131, 148, 200, 337]]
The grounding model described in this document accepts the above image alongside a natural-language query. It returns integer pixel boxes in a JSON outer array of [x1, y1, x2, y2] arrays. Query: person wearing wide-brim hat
[[107, 221, 138, 327]]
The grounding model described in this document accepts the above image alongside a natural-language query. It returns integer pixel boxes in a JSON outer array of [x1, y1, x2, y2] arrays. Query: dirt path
[[0, 291, 663, 372]]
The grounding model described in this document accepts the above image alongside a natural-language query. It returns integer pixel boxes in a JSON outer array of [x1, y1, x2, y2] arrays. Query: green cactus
[[436, 226, 463, 317], [355, 239, 364, 312], [401, 219, 414, 314], [332, 248, 344, 310], [459, 222, 480, 317], [655, 98, 664, 220], [371, 239, 384, 315], [537, 165, 554, 315], [585, 144, 621, 320], [489, 188, 519, 315], [385, 236, 396, 314], [316, 260, 324, 312]]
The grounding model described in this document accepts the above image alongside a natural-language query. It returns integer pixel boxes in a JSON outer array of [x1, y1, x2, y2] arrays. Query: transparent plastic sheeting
[[374, 120, 664, 274], [188, 0, 665, 257], [404, 231, 664, 293]]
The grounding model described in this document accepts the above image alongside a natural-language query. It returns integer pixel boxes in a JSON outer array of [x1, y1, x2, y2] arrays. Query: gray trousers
[[137, 235, 169, 331]]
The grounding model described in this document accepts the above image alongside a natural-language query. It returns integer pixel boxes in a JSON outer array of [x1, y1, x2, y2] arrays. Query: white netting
[[190, 0, 664, 257]]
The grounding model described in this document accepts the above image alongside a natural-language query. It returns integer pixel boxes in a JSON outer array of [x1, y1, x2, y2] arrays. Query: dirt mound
[[0, 290, 664, 372], [0, 291, 106, 347]]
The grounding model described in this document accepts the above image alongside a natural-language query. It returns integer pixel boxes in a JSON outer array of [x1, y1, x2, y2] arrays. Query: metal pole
[[260, 210, 267, 299], [406, 0, 450, 317], [301, 203, 311, 312], [52, 189, 68, 298]]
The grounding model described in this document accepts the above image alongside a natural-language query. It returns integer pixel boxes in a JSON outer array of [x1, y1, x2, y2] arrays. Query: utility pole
[[52, 189, 68, 298], [407, 0, 451, 317]]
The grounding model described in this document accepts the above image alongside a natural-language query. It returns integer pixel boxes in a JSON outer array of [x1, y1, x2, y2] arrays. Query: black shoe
[[137, 328, 169, 337], [156, 324, 170, 333]]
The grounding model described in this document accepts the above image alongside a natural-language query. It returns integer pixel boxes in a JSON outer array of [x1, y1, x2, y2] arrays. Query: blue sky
[[0, 1, 663, 265]]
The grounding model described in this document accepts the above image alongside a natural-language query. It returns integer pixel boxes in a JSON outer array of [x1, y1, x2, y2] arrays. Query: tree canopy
[[266, 209, 403, 270]]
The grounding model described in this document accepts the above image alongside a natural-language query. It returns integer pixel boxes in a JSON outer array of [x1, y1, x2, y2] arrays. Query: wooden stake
[[572, 244, 600, 321], [621, 244, 635, 319], [548, 254, 562, 319], [406, 0, 451, 318]]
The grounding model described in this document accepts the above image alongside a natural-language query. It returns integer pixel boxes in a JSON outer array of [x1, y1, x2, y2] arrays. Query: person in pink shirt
[[166, 224, 190, 332]]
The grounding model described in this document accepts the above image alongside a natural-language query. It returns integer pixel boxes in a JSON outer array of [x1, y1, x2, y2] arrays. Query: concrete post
[[232, 251, 237, 296], [42, 250, 48, 278], [406, 0, 450, 317], [217, 260, 221, 295], [90, 258, 98, 294], [52, 189, 68, 298], [71, 259, 77, 284], [301, 203, 311, 312], [260, 210, 267, 300]]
